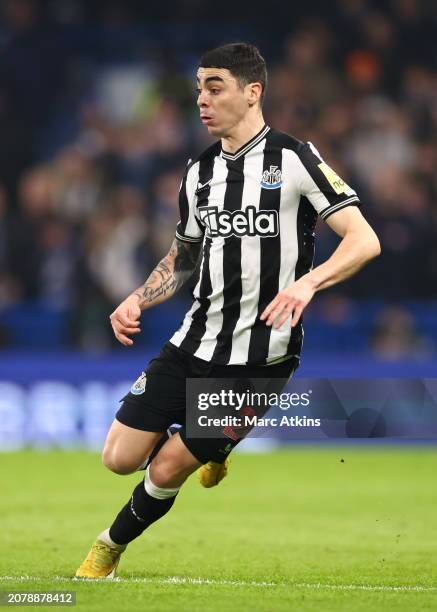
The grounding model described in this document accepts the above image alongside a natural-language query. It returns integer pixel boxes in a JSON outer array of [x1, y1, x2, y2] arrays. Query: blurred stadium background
[[0, 0, 436, 450]]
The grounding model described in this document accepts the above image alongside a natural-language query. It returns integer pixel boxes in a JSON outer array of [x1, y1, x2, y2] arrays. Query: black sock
[[109, 479, 177, 545]]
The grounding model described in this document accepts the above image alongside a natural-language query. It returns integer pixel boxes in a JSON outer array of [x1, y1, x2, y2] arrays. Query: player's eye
[[195, 88, 201, 95], [210, 88, 221, 95]]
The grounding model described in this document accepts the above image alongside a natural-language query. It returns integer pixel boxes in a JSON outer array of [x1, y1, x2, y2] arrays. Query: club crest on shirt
[[261, 165, 282, 189], [131, 371, 147, 395]]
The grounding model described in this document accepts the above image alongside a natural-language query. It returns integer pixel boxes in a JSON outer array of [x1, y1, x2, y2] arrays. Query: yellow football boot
[[197, 458, 230, 488], [75, 538, 126, 579]]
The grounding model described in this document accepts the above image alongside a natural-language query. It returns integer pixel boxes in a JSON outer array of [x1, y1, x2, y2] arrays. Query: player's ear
[[246, 82, 263, 107]]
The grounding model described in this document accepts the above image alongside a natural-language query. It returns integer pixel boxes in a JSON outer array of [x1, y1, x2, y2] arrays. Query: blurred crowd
[[0, 0, 436, 354]]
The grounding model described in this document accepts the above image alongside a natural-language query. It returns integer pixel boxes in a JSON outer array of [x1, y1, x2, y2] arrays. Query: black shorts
[[116, 342, 298, 464]]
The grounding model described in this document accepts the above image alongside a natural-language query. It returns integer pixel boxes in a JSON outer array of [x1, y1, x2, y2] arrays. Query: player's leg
[[149, 430, 201, 486], [138, 424, 183, 471], [108, 432, 200, 545], [75, 422, 164, 579], [101, 419, 164, 475], [75, 432, 201, 579], [75, 344, 190, 578], [75, 432, 195, 579], [108, 408, 273, 548]]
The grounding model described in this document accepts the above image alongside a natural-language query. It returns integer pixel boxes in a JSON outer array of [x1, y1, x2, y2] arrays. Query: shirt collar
[[221, 125, 270, 161]]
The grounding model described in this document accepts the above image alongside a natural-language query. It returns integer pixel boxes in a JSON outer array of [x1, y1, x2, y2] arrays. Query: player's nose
[[197, 90, 209, 108]]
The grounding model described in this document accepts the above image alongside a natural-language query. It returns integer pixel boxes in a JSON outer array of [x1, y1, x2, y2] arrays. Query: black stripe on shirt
[[247, 133, 283, 364]]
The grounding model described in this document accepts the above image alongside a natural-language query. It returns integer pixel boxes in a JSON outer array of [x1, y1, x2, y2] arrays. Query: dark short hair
[[199, 43, 267, 104]]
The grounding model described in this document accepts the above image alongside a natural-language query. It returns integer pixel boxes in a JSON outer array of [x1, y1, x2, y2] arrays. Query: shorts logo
[[199, 205, 279, 238], [218, 443, 234, 453], [261, 165, 282, 189], [131, 372, 147, 395]]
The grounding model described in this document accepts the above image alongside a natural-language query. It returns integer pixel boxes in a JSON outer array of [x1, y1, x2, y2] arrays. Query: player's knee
[[101, 447, 137, 475], [149, 453, 187, 488], [149, 459, 176, 487]]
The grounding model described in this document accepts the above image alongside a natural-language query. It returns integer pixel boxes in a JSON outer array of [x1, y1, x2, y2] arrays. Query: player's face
[[196, 68, 252, 137]]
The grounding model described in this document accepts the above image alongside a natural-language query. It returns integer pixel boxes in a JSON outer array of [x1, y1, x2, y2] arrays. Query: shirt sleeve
[[175, 161, 204, 244], [297, 142, 360, 221]]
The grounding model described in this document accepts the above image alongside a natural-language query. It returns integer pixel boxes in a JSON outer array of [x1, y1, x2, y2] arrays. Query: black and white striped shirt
[[170, 125, 360, 365]]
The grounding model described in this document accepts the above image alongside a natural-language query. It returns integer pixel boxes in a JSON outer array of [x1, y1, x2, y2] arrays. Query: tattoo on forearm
[[134, 238, 201, 308], [174, 239, 201, 280]]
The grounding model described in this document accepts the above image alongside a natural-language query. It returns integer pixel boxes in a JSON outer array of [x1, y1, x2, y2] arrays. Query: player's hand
[[109, 294, 142, 346], [260, 277, 315, 329]]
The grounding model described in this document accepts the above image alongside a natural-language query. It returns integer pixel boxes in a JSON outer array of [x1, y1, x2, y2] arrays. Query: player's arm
[[261, 206, 380, 329], [133, 237, 201, 309], [110, 237, 202, 346]]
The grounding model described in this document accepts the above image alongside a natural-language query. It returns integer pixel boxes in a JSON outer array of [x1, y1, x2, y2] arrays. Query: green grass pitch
[[1, 447, 437, 611]]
